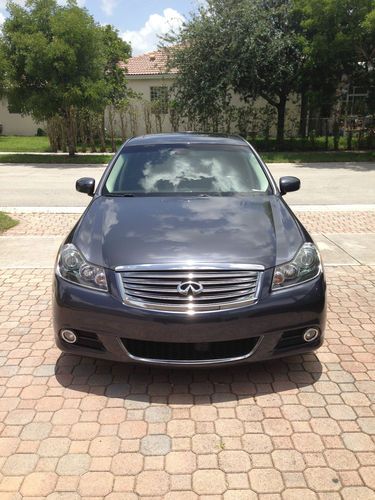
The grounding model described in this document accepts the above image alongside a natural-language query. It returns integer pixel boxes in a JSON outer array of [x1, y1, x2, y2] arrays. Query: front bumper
[[53, 268, 326, 367]]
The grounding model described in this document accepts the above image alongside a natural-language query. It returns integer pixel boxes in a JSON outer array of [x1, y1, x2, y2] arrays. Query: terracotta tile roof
[[122, 49, 177, 76]]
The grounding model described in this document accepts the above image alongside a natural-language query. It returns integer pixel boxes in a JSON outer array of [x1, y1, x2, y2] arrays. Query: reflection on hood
[[73, 195, 304, 270]]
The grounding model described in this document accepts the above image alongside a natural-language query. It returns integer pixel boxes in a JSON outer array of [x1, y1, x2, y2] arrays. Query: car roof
[[125, 132, 248, 147]]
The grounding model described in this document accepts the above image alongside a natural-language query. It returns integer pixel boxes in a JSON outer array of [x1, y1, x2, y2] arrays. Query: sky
[[0, 0, 203, 55]]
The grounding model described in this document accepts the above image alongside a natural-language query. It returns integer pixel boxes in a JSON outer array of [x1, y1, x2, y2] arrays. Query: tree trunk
[[299, 90, 308, 138], [333, 120, 340, 151], [79, 114, 87, 153], [99, 112, 106, 152], [46, 118, 58, 152], [65, 108, 76, 157], [276, 95, 287, 146], [88, 113, 96, 152], [324, 119, 329, 150], [346, 129, 352, 150], [108, 106, 116, 152], [119, 110, 127, 141]]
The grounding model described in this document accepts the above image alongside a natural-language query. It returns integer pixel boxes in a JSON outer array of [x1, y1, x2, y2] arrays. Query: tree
[[164, 5, 232, 132], [0, 41, 8, 97], [295, 0, 375, 132], [1, 0, 106, 155], [100, 25, 132, 151], [362, 5, 375, 114], [230, 0, 304, 143], [165, 0, 304, 142]]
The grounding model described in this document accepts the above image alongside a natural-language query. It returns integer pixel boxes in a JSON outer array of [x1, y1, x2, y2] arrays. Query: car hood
[[72, 195, 304, 270]]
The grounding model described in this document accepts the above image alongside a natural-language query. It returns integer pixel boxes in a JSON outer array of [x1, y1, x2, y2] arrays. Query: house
[[0, 49, 177, 137], [0, 98, 40, 136], [1, 49, 301, 137], [115, 49, 303, 137], [1, 48, 371, 139], [117, 49, 178, 136]]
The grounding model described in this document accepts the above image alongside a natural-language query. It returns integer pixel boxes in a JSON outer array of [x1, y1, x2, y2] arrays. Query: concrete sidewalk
[[313, 234, 375, 266], [0, 236, 62, 268], [0, 161, 374, 206], [1, 233, 374, 269]]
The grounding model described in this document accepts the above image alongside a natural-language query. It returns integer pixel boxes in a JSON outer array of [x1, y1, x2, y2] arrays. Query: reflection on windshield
[[104, 145, 270, 195]]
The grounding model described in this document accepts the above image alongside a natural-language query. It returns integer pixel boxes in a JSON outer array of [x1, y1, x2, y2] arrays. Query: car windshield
[[103, 144, 271, 196]]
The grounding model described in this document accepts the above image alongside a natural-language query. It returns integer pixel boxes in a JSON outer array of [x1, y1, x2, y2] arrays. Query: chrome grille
[[118, 266, 261, 313]]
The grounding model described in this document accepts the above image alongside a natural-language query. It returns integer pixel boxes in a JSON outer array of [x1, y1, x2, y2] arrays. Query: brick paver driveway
[[0, 212, 374, 499]]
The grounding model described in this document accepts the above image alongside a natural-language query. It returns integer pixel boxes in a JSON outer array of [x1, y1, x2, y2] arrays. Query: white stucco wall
[[121, 76, 300, 137], [107, 75, 176, 136], [1, 76, 300, 138], [0, 99, 41, 136]]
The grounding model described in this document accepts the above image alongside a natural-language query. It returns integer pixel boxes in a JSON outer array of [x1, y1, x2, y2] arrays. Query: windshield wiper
[[105, 193, 136, 197]]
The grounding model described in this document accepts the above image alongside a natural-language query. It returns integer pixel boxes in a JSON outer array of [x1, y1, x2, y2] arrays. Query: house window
[[343, 86, 369, 117], [150, 86, 169, 114]]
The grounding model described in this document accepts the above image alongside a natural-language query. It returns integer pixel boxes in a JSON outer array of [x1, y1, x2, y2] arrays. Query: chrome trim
[[126, 282, 257, 294], [177, 281, 204, 296], [123, 272, 259, 279], [116, 265, 263, 314], [124, 287, 257, 302], [124, 276, 258, 285], [115, 263, 265, 272], [121, 336, 264, 366]]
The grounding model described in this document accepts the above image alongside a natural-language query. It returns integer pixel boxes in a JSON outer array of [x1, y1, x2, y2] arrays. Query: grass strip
[[0, 151, 373, 164], [0, 154, 113, 164], [0, 212, 19, 233]]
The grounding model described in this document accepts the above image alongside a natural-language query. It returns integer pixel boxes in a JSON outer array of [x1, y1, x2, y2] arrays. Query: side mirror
[[76, 177, 95, 196], [279, 176, 300, 196]]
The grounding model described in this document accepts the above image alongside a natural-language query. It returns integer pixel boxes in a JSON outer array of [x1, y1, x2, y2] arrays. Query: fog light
[[303, 328, 320, 343], [61, 329, 77, 344]]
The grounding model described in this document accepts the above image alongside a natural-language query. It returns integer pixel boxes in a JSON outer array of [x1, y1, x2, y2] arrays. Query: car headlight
[[272, 242, 321, 290], [57, 243, 108, 291]]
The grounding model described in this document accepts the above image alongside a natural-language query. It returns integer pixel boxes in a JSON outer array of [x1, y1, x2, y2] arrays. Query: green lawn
[[0, 135, 124, 153], [0, 212, 19, 233], [0, 136, 51, 152], [0, 153, 113, 164], [262, 150, 375, 163], [1, 136, 374, 163], [0, 150, 373, 164]]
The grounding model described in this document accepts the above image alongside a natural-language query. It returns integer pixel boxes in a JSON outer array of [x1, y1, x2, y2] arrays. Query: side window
[[150, 86, 169, 114]]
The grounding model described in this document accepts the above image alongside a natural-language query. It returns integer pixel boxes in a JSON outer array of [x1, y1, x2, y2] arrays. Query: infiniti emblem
[[177, 281, 204, 297]]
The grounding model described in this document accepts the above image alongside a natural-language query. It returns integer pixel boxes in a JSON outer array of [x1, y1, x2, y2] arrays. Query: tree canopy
[[165, 0, 305, 141], [0, 39, 8, 98], [165, 0, 375, 142], [0, 0, 131, 154], [1, 0, 374, 146], [100, 24, 131, 108], [164, 4, 232, 131], [295, 0, 375, 115]]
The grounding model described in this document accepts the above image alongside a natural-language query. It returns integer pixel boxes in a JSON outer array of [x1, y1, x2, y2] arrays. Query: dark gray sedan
[[53, 133, 326, 367]]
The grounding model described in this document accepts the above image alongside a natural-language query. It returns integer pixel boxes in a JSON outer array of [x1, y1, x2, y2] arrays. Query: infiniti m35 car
[[53, 133, 326, 367]]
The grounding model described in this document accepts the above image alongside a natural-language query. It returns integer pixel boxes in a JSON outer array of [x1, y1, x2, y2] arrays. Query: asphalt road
[[0, 161, 374, 207]]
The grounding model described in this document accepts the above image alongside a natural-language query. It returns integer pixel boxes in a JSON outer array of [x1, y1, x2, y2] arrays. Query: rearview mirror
[[76, 177, 95, 196], [279, 176, 300, 196]]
